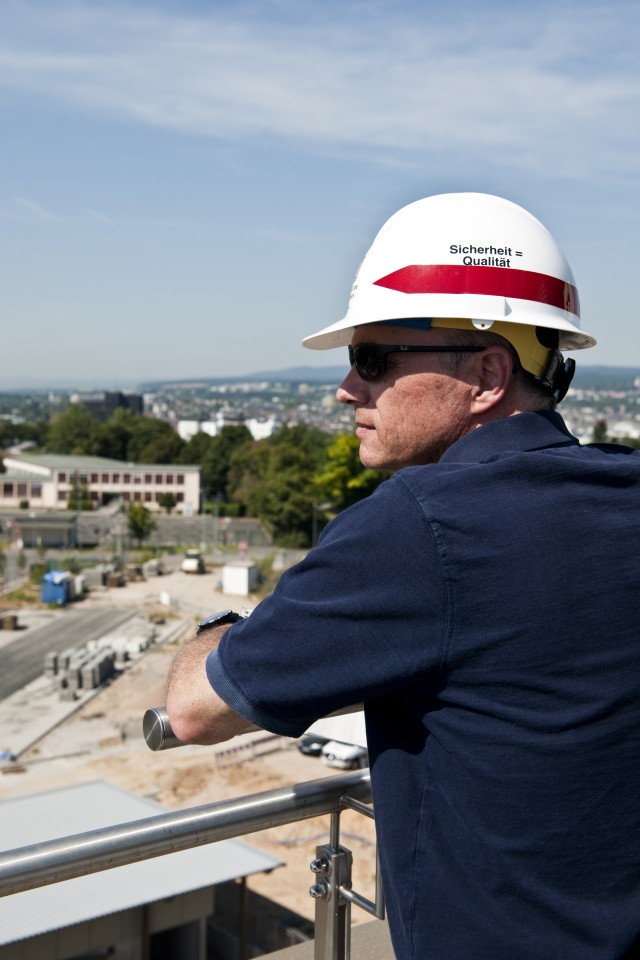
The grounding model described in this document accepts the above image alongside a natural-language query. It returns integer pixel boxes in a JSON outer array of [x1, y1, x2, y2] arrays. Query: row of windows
[[2, 482, 43, 498], [56, 472, 187, 486], [3, 478, 191, 498], [56, 490, 185, 504]]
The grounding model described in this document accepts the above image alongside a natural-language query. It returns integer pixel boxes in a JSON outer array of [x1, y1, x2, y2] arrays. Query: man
[[167, 193, 640, 959]]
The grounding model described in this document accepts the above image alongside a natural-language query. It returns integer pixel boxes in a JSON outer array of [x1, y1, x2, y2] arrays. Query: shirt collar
[[440, 411, 580, 465]]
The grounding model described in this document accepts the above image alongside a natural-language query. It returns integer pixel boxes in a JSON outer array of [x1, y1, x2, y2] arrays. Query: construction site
[[0, 557, 380, 959]]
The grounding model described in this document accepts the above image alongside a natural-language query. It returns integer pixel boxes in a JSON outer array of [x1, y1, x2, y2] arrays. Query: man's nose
[[336, 365, 369, 405]]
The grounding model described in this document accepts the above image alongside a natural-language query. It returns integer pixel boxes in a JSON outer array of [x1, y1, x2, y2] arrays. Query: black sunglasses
[[348, 342, 486, 382]]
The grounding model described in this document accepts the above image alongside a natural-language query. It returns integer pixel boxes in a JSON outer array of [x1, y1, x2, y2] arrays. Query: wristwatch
[[196, 609, 244, 635]]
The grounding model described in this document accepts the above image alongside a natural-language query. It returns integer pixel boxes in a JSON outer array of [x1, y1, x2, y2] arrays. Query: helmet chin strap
[[531, 351, 576, 403]]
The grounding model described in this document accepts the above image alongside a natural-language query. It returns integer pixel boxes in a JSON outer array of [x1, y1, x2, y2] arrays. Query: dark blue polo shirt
[[207, 411, 640, 959]]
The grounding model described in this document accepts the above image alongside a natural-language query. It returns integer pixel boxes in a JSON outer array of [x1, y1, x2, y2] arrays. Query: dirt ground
[[1, 568, 378, 925]]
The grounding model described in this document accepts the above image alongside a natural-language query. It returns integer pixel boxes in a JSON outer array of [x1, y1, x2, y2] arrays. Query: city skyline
[[1, 0, 639, 388]]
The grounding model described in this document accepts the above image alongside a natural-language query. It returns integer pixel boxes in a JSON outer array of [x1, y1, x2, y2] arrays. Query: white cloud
[[0, 1, 638, 177], [86, 208, 113, 226], [12, 195, 57, 221]]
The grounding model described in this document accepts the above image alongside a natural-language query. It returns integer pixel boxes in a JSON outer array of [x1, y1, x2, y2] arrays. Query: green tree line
[[0, 405, 388, 547]]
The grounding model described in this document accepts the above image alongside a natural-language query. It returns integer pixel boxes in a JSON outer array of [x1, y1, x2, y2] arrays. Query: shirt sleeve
[[206, 474, 450, 737]]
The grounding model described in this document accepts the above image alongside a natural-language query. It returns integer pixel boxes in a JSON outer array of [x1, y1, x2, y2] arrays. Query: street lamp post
[[200, 487, 208, 554]]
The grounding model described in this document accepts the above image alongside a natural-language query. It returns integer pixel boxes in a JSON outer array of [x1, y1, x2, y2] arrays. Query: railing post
[[308, 791, 385, 959], [310, 839, 353, 960]]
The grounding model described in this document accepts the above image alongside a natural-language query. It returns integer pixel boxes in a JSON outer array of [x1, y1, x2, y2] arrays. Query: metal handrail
[[0, 769, 372, 898]]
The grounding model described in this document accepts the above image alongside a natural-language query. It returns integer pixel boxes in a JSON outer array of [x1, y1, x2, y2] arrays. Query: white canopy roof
[[0, 780, 283, 945]]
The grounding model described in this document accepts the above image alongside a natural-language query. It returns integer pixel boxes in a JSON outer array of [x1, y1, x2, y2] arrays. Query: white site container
[[222, 561, 258, 597]]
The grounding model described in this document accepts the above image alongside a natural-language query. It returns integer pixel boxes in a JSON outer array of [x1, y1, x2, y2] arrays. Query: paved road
[[0, 608, 139, 700]]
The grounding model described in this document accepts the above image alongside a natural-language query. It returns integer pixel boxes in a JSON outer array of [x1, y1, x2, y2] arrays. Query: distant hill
[[1, 364, 638, 393], [138, 366, 349, 389], [140, 364, 640, 392], [0, 367, 348, 392], [570, 366, 640, 390]]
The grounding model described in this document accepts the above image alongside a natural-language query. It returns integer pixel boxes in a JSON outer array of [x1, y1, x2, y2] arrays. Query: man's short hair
[[439, 328, 558, 411]]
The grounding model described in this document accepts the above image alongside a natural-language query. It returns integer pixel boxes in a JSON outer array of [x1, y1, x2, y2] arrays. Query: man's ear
[[469, 346, 513, 415]]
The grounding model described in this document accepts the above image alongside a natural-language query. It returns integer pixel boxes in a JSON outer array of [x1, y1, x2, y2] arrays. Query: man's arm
[[165, 626, 253, 745]]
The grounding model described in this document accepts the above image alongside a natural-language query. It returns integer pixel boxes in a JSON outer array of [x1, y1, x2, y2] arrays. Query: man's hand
[[165, 626, 253, 745]]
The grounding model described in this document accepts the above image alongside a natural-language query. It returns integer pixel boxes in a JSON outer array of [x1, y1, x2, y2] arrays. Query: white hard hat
[[302, 193, 597, 360]]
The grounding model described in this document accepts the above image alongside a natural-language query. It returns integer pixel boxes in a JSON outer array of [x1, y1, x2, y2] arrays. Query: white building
[[177, 413, 280, 442], [0, 454, 201, 515]]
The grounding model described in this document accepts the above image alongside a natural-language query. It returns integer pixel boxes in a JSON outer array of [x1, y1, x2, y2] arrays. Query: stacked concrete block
[[80, 651, 116, 690], [46, 643, 117, 698], [81, 564, 116, 588], [89, 625, 157, 661], [56, 647, 80, 672], [66, 653, 90, 691], [44, 651, 58, 677]]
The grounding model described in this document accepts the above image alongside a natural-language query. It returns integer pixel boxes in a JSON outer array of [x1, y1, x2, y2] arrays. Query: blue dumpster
[[41, 570, 74, 605]]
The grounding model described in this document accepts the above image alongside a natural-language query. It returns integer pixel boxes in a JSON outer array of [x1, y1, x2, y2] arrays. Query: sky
[[1, 0, 639, 389]]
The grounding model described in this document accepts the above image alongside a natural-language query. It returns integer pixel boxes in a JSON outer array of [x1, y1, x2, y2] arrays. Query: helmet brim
[[302, 314, 597, 352]]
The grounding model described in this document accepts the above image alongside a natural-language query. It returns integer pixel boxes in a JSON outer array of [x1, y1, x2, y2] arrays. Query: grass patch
[[3, 583, 41, 607]]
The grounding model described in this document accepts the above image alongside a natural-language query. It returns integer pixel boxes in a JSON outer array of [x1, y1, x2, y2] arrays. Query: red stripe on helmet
[[373, 264, 579, 317]]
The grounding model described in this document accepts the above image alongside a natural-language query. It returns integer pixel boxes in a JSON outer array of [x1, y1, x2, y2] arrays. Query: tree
[[126, 417, 185, 463], [315, 433, 389, 511], [47, 404, 103, 455], [68, 474, 92, 510], [98, 408, 186, 463], [592, 419, 608, 443], [127, 503, 156, 547], [227, 440, 271, 511], [137, 432, 186, 464], [180, 425, 253, 503], [98, 407, 135, 460], [228, 425, 331, 547], [179, 430, 216, 468], [270, 423, 329, 460], [158, 492, 176, 514], [0, 418, 49, 454]]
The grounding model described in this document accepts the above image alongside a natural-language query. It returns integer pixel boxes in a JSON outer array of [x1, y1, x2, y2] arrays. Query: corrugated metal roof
[[7, 454, 131, 469], [0, 469, 50, 482], [6, 454, 200, 472], [7, 512, 77, 525], [0, 781, 283, 946]]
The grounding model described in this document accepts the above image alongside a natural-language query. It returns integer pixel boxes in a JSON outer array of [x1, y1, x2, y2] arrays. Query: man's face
[[336, 324, 476, 471]]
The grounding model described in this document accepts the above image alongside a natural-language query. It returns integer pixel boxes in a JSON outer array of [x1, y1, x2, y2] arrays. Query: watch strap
[[196, 610, 243, 635]]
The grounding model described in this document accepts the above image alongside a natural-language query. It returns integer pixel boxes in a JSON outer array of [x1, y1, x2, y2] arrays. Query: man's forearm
[[165, 626, 251, 745]]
